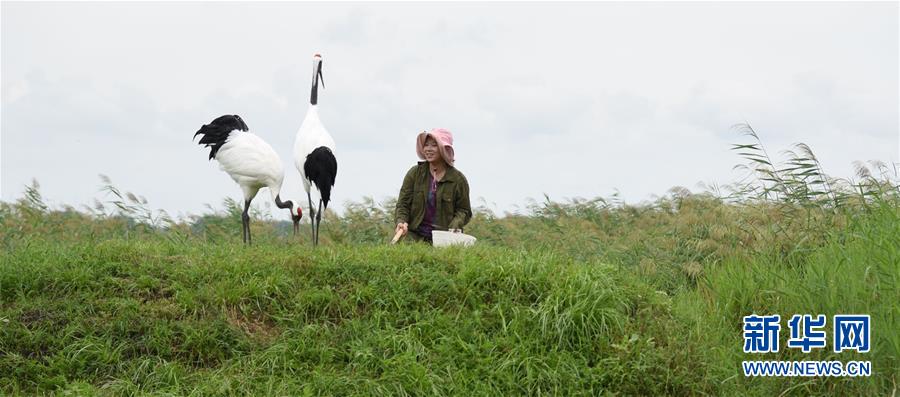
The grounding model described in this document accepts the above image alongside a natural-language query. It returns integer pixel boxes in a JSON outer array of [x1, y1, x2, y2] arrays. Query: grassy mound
[[1, 203, 896, 395], [1, 131, 897, 395], [3, 239, 706, 395]]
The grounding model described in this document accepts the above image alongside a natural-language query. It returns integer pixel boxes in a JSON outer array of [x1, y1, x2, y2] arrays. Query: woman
[[394, 128, 472, 244]]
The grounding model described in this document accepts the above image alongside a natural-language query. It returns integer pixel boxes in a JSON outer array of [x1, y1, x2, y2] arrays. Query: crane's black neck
[[275, 195, 293, 210], [310, 62, 323, 105]]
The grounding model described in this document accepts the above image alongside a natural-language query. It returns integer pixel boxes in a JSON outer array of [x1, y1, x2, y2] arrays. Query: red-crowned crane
[[194, 114, 302, 244], [294, 54, 337, 246]]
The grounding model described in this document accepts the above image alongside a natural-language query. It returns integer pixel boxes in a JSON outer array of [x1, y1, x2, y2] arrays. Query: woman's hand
[[396, 222, 408, 236], [390, 222, 409, 245]]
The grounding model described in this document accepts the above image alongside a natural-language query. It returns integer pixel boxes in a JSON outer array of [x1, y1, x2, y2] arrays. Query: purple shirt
[[418, 176, 438, 239]]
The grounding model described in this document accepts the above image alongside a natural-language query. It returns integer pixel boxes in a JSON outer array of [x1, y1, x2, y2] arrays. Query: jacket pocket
[[440, 187, 455, 202], [438, 195, 454, 228], [409, 189, 423, 217]]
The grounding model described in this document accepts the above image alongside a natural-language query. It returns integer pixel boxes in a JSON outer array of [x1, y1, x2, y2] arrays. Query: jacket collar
[[418, 161, 462, 183]]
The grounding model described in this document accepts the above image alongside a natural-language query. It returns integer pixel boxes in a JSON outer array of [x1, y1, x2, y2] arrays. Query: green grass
[[1, 202, 896, 395], [1, 131, 898, 395], [1, 241, 684, 395]]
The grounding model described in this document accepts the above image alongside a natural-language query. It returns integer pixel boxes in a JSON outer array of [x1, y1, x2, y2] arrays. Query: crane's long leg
[[243, 199, 252, 245], [241, 202, 247, 244], [307, 190, 316, 245], [315, 199, 324, 246]]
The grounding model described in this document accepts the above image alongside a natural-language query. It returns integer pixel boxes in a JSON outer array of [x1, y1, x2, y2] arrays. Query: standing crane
[[294, 54, 337, 246], [194, 114, 302, 244]]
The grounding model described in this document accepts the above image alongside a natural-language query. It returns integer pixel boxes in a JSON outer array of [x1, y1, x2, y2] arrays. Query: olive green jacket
[[395, 162, 472, 232]]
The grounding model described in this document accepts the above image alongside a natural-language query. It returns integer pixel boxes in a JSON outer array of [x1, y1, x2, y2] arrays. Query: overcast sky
[[2, 2, 898, 218]]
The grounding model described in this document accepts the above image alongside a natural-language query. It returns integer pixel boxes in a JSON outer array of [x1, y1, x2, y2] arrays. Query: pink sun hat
[[416, 128, 455, 166]]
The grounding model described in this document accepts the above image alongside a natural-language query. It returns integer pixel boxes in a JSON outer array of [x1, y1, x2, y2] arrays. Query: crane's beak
[[317, 61, 324, 89]]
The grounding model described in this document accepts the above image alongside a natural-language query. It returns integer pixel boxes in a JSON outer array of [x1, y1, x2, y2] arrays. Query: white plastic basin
[[432, 230, 477, 247]]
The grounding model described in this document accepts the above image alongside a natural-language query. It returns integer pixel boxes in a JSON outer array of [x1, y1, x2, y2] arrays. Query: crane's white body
[[195, 113, 298, 244], [292, 53, 335, 246], [218, 130, 285, 203], [293, 106, 336, 195]]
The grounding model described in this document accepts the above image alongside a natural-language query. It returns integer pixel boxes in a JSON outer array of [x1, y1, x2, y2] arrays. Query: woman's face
[[423, 136, 442, 163]]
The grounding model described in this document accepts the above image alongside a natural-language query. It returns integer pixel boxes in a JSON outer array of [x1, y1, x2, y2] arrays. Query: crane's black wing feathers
[[304, 146, 338, 209], [194, 115, 250, 160]]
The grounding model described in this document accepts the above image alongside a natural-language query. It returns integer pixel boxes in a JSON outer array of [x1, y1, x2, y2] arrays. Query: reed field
[[2, 128, 898, 395]]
